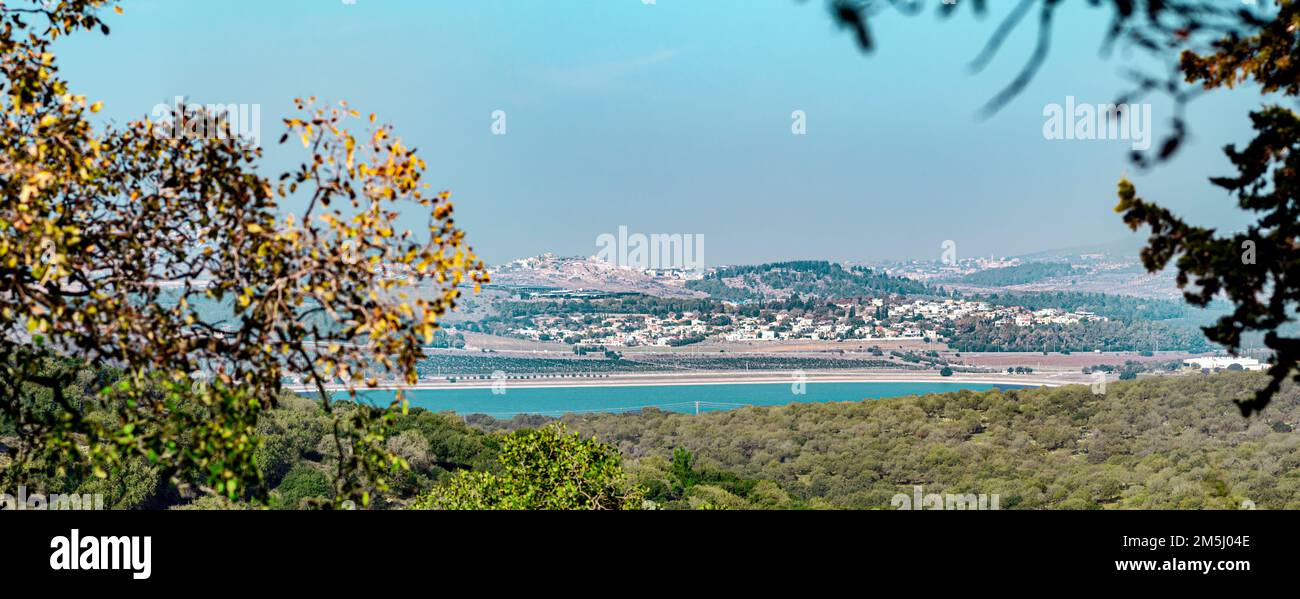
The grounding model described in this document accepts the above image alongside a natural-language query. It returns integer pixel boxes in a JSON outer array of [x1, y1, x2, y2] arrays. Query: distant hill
[[973, 291, 1210, 323], [489, 254, 705, 299], [1012, 237, 1148, 261], [686, 261, 931, 301], [956, 262, 1077, 287]]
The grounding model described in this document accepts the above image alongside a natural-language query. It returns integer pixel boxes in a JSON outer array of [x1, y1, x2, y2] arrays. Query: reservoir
[[346, 381, 1035, 418]]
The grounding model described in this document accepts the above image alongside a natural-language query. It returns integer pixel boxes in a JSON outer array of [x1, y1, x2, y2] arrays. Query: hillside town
[[877, 256, 1023, 281], [501, 297, 1108, 347]]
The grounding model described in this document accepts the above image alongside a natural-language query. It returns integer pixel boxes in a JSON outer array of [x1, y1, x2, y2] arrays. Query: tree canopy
[[412, 424, 643, 510], [812, 1, 1300, 414], [1116, 2, 1300, 414], [0, 0, 487, 505]]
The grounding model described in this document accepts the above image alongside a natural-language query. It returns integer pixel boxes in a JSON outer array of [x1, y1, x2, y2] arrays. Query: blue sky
[[56, 0, 1271, 266]]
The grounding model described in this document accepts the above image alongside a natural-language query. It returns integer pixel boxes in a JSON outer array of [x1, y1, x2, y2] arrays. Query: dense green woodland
[[686, 261, 932, 300], [501, 372, 1300, 509], [3, 371, 1294, 509], [974, 291, 1215, 324], [945, 319, 1214, 353], [955, 263, 1077, 286]]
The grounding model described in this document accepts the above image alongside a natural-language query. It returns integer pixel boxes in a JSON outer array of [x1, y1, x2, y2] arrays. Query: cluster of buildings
[[511, 313, 711, 347], [721, 308, 891, 342], [503, 297, 1107, 347], [496, 253, 706, 282], [880, 256, 1022, 281], [878, 299, 1105, 330]]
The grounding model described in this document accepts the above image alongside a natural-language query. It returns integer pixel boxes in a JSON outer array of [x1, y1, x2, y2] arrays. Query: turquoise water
[[347, 382, 1034, 418]]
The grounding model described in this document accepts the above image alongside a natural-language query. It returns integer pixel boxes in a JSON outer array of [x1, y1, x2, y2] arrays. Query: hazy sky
[[56, 0, 1271, 265]]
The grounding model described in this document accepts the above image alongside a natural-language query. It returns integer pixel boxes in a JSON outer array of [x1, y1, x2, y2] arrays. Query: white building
[[1183, 357, 1266, 371]]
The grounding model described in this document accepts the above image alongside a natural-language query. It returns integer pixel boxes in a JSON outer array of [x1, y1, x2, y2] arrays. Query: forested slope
[[550, 372, 1299, 509], [9, 368, 1294, 510]]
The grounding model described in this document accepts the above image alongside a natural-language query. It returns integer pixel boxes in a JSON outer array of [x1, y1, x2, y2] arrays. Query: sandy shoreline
[[287, 370, 1076, 393]]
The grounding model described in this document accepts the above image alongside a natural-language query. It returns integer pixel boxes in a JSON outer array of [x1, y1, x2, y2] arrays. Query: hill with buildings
[[488, 254, 706, 299], [686, 261, 933, 302]]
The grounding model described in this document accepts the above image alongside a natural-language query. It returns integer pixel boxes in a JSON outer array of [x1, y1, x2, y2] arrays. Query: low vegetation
[[946, 319, 1214, 353], [686, 261, 932, 300], [549, 371, 1299, 509], [8, 368, 1294, 510], [956, 262, 1077, 287]]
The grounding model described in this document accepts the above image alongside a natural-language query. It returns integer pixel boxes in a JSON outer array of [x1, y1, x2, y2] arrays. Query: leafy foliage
[[1116, 3, 1300, 415], [946, 319, 1213, 353], [273, 463, 332, 509], [623, 446, 797, 509], [956, 263, 1075, 287], [809, 1, 1300, 413], [412, 424, 643, 510], [4, 364, 509, 510], [0, 1, 488, 505], [559, 372, 1300, 509], [974, 291, 1207, 324], [819, 0, 1270, 142], [31, 367, 1294, 511]]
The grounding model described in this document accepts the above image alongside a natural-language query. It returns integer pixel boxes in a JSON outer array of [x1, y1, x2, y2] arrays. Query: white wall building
[[1183, 357, 1266, 371]]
